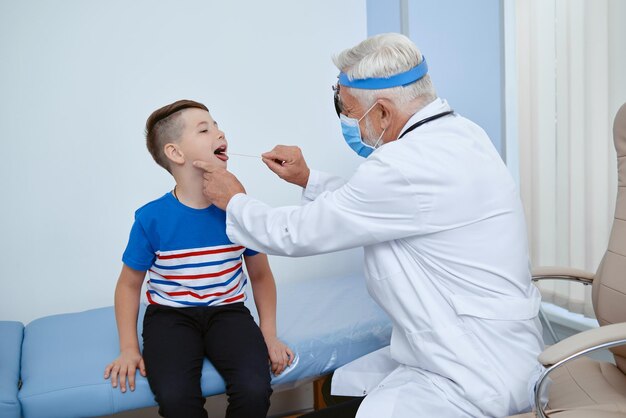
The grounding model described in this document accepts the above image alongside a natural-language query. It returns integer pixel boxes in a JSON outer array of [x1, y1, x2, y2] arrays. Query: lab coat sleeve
[[226, 157, 424, 257], [301, 169, 347, 204]]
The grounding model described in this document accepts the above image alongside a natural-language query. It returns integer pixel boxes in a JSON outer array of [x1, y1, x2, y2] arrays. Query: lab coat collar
[[398, 97, 451, 139]]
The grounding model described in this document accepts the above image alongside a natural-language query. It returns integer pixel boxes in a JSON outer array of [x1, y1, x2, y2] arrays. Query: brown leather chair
[[509, 102, 626, 418]]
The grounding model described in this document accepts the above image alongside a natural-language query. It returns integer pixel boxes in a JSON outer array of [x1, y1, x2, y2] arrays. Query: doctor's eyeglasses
[[332, 84, 342, 118]]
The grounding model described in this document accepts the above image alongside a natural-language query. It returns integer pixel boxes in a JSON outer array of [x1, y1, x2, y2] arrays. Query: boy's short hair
[[145, 99, 208, 172]]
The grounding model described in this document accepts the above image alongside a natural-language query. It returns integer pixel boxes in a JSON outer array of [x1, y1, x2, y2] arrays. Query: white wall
[[0, 0, 367, 324]]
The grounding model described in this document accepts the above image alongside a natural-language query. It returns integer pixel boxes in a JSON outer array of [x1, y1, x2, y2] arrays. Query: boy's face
[[177, 108, 228, 168]]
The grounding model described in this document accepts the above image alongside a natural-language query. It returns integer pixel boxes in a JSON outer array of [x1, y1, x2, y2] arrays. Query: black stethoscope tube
[[398, 110, 455, 139]]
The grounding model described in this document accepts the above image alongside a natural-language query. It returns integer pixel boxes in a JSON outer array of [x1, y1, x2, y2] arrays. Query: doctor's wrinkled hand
[[262, 145, 310, 188], [193, 160, 246, 210]]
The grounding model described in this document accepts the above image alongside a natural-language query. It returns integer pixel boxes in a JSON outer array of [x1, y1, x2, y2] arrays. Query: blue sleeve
[[243, 247, 259, 257], [122, 217, 155, 272]]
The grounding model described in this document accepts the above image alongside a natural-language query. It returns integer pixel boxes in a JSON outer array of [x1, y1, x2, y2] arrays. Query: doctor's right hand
[[104, 349, 146, 393], [262, 145, 310, 188]]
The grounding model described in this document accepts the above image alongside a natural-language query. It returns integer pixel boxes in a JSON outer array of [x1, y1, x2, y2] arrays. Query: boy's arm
[[104, 264, 146, 392], [244, 253, 294, 375]]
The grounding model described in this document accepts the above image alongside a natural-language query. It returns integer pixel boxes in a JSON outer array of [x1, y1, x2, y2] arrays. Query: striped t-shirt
[[122, 192, 258, 307]]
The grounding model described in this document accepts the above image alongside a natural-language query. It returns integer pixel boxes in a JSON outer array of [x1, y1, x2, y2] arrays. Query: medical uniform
[[224, 98, 544, 417]]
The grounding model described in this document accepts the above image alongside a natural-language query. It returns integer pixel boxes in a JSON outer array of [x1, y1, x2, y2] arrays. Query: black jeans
[[142, 303, 272, 418]]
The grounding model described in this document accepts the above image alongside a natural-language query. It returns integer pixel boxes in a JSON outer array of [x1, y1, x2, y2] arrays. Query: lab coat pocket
[[405, 326, 506, 415]]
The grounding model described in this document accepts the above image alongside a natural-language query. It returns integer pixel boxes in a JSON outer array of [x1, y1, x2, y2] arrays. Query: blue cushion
[[0, 321, 24, 418], [19, 274, 391, 418]]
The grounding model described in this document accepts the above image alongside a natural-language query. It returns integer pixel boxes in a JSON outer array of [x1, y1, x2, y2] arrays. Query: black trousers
[[142, 302, 272, 418]]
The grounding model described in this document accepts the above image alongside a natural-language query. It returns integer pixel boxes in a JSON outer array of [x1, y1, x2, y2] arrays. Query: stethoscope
[[398, 110, 455, 139]]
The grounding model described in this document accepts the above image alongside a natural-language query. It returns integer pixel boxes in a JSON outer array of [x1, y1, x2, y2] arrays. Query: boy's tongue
[[214, 145, 228, 162], [215, 153, 228, 162]]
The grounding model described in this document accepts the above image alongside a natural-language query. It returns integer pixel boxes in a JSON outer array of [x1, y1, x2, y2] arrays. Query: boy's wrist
[[119, 349, 141, 358], [119, 343, 140, 353], [260, 326, 277, 340]]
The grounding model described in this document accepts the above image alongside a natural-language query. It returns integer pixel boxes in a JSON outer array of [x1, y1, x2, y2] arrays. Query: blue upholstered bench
[[0, 321, 23, 418], [17, 274, 392, 418]]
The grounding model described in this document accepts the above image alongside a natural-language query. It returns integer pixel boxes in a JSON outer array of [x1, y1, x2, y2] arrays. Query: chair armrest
[[532, 266, 595, 285], [539, 322, 626, 366], [534, 322, 626, 418]]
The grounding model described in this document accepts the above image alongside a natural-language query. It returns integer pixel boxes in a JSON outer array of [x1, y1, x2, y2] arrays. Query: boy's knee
[[228, 375, 272, 406], [152, 383, 206, 417], [155, 384, 185, 405]]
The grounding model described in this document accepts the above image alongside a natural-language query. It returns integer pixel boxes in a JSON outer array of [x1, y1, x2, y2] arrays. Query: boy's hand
[[104, 349, 146, 393], [264, 336, 295, 376]]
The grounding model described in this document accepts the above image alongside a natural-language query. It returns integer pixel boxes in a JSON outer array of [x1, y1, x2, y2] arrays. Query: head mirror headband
[[333, 56, 428, 116], [337, 56, 428, 90]]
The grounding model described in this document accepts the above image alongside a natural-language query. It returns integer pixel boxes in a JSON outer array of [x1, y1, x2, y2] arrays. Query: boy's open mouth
[[214, 145, 228, 162]]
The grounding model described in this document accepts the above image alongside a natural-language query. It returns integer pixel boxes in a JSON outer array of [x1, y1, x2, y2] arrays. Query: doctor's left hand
[[193, 160, 246, 210]]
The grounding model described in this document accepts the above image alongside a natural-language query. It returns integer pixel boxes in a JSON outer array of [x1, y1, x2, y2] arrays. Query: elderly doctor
[[194, 33, 544, 418]]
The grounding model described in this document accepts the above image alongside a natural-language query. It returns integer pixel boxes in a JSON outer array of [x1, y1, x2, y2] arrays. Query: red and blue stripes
[[145, 244, 247, 307]]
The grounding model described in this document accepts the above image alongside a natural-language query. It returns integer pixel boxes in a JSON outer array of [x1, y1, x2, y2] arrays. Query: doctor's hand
[[193, 160, 246, 210], [261, 145, 310, 188], [264, 336, 295, 376], [104, 349, 146, 393]]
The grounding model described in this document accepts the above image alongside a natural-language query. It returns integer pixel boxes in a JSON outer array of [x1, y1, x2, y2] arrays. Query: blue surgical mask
[[340, 103, 386, 158]]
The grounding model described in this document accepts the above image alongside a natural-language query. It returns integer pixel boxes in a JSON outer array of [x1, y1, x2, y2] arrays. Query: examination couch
[[0, 273, 392, 418]]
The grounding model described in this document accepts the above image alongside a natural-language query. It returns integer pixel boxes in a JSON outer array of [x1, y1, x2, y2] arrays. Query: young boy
[[104, 99, 293, 418]]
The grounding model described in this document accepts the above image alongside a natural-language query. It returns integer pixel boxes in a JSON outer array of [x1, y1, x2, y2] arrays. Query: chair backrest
[[593, 102, 626, 372]]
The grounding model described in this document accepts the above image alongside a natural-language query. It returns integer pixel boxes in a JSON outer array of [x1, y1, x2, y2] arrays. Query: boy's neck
[[172, 170, 212, 209]]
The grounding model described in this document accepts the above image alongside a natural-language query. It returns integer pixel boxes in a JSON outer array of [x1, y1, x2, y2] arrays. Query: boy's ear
[[164, 143, 185, 165]]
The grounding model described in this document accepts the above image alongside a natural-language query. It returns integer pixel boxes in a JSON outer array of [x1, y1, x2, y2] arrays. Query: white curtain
[[515, 0, 624, 317]]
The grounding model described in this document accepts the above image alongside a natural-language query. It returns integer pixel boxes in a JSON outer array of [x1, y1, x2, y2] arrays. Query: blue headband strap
[[338, 57, 428, 90]]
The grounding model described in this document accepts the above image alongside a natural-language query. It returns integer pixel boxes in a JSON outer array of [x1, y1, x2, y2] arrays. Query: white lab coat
[[225, 98, 544, 417]]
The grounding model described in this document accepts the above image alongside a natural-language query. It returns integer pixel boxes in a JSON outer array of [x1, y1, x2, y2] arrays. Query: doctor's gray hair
[[333, 33, 436, 110]]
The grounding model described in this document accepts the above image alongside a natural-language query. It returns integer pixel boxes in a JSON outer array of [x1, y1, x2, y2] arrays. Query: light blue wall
[[366, 0, 505, 156], [366, 0, 402, 36]]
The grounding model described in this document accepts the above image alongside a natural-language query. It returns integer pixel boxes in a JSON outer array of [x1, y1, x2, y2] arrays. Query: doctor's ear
[[376, 99, 394, 130], [164, 143, 185, 165]]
